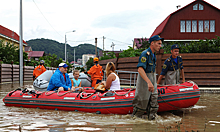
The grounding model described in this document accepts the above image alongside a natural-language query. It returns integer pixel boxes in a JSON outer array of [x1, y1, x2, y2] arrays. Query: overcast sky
[[1, 0, 220, 51]]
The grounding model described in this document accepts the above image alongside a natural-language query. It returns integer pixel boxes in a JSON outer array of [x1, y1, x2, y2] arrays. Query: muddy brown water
[[0, 82, 220, 132]]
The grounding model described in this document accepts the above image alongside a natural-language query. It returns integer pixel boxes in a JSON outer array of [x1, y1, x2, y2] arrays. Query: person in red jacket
[[33, 60, 46, 80], [86, 57, 104, 87]]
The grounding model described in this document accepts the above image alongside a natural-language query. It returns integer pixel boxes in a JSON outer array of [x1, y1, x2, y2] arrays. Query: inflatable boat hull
[[3, 81, 200, 114]]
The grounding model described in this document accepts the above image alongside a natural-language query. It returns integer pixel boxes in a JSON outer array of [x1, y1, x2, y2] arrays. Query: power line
[[106, 37, 132, 45], [32, 0, 63, 39], [68, 37, 103, 43], [68, 39, 94, 43]]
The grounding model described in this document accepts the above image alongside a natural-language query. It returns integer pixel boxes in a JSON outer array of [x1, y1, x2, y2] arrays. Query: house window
[[204, 20, 209, 32], [192, 20, 197, 32], [186, 21, 191, 32], [199, 20, 203, 32], [199, 4, 204, 10], [180, 20, 215, 33], [180, 20, 185, 32], [210, 20, 215, 32], [193, 4, 198, 10]]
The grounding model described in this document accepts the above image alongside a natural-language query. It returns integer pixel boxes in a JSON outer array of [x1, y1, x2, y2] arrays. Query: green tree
[[0, 40, 28, 65], [100, 51, 116, 60], [86, 57, 94, 70], [26, 38, 102, 62], [119, 46, 144, 58]]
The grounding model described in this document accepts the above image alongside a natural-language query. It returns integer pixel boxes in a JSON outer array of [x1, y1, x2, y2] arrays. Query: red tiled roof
[[27, 51, 44, 57], [0, 25, 27, 44], [151, 15, 171, 37], [151, 0, 220, 37]]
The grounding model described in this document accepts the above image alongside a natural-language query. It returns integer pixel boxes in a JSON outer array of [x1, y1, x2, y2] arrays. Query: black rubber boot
[[131, 107, 145, 118], [148, 114, 156, 120]]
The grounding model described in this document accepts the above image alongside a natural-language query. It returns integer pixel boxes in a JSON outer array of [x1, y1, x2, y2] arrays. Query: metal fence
[[0, 64, 56, 83], [103, 70, 138, 87], [99, 51, 220, 86]]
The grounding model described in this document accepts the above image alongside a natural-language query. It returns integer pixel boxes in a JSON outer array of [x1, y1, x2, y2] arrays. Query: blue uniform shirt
[[137, 48, 156, 73], [160, 55, 183, 75]]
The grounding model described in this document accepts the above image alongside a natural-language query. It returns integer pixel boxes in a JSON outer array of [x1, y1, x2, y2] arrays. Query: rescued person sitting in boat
[[101, 62, 120, 91], [71, 70, 84, 92], [47, 63, 73, 91]]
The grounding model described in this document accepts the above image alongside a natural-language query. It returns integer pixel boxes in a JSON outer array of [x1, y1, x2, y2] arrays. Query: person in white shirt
[[101, 62, 120, 91]]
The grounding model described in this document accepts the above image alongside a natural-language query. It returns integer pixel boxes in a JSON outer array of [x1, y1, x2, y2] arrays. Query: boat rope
[[97, 92, 107, 98], [158, 93, 181, 110], [157, 80, 196, 88], [8, 88, 22, 96], [157, 80, 197, 110], [96, 88, 135, 98], [45, 91, 57, 96], [21, 88, 29, 94], [80, 92, 95, 99], [76, 91, 82, 98], [113, 88, 135, 96], [57, 91, 72, 96]]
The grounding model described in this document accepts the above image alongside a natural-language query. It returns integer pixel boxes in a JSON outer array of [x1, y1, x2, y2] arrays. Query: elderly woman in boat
[[101, 62, 120, 91]]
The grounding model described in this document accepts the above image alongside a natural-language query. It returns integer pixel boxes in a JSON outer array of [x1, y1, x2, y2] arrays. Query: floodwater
[[0, 82, 220, 132]]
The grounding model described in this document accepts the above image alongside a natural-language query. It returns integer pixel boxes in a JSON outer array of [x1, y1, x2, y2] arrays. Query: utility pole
[[111, 42, 115, 51], [95, 38, 97, 57], [103, 36, 106, 52], [19, 0, 23, 87], [74, 49, 75, 70]]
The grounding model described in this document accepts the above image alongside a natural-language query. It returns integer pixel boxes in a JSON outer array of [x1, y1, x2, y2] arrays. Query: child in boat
[[71, 70, 84, 92]]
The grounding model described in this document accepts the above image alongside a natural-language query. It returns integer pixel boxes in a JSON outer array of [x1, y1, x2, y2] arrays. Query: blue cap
[[149, 35, 164, 44], [59, 63, 68, 68], [171, 44, 179, 50]]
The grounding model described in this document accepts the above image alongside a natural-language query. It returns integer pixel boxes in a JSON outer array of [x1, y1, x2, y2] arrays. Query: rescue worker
[[157, 44, 185, 85], [47, 63, 72, 91], [33, 60, 46, 80], [132, 35, 163, 120], [86, 57, 104, 87]]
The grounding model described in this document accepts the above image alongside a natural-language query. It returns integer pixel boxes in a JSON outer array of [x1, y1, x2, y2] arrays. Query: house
[[151, 0, 220, 42], [26, 51, 45, 61], [0, 25, 27, 50], [133, 38, 149, 49], [82, 54, 96, 66], [25, 46, 32, 52]]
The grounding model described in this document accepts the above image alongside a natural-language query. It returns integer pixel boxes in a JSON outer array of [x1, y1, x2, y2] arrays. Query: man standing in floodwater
[[157, 44, 185, 85], [132, 35, 163, 120]]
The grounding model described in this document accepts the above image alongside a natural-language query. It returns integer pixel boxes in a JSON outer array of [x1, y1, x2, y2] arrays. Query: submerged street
[[0, 82, 220, 132]]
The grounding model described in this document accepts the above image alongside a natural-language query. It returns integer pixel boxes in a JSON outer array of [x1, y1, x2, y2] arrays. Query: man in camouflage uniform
[[132, 35, 163, 120]]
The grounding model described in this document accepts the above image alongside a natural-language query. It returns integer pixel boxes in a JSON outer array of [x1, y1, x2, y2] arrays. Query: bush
[[0, 40, 28, 64], [99, 36, 220, 60]]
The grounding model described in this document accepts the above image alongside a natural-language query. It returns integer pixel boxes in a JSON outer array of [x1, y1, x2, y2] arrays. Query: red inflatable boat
[[3, 81, 200, 114]]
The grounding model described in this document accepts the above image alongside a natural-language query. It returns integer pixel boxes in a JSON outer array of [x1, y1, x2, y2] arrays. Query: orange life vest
[[87, 64, 103, 87], [87, 64, 103, 80], [33, 65, 46, 78]]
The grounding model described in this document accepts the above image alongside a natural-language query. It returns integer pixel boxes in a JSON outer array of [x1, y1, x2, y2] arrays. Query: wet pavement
[[0, 82, 220, 132]]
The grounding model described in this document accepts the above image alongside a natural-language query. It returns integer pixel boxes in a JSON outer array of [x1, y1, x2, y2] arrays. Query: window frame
[[180, 20, 215, 33]]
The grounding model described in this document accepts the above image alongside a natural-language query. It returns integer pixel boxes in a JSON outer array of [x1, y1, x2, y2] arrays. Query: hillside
[[26, 38, 102, 62]]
